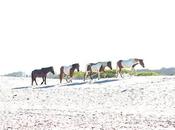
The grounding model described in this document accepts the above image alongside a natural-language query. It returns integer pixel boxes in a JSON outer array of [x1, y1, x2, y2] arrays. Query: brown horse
[[60, 63, 80, 83], [116, 58, 145, 78], [31, 66, 55, 85], [84, 61, 112, 81]]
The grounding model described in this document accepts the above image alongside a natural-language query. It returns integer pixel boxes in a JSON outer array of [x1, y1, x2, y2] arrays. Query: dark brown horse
[[84, 61, 112, 81], [116, 58, 145, 78], [31, 66, 55, 85], [60, 63, 80, 83]]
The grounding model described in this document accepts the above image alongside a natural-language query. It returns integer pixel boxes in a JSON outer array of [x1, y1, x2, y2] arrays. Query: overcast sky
[[0, 0, 175, 74]]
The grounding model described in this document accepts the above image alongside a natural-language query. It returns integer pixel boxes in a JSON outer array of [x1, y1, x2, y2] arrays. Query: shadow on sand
[[12, 85, 56, 90], [93, 79, 118, 84], [63, 78, 119, 86], [12, 79, 119, 90], [61, 82, 86, 87], [12, 86, 31, 90], [34, 85, 55, 89]]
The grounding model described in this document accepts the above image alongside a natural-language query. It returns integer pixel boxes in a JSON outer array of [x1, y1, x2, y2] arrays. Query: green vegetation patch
[[73, 70, 160, 79], [135, 71, 160, 76]]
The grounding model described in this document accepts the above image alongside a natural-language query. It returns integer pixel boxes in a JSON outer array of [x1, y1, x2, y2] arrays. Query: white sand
[[0, 76, 175, 130]]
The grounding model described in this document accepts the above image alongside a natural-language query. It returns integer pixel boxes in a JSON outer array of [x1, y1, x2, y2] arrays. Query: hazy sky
[[0, 0, 175, 74]]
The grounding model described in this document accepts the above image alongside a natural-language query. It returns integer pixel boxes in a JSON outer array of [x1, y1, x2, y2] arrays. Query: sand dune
[[0, 76, 175, 130]]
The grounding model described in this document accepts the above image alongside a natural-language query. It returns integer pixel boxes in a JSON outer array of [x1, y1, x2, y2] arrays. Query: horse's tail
[[116, 60, 122, 77], [84, 64, 91, 81], [31, 71, 34, 85], [86, 64, 91, 72], [60, 66, 64, 83], [116, 61, 120, 72], [31, 71, 33, 78]]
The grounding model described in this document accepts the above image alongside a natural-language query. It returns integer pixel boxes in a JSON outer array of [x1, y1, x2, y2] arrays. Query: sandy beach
[[0, 76, 175, 130]]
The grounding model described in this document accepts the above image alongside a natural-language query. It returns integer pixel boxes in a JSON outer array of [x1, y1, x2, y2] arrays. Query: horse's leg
[[69, 76, 72, 83], [88, 72, 91, 80], [60, 73, 63, 83], [31, 74, 35, 86], [131, 67, 136, 76], [116, 66, 119, 78], [67, 76, 71, 83], [119, 68, 123, 78], [60, 67, 64, 84], [41, 77, 44, 85], [65, 75, 68, 82], [84, 71, 90, 81], [103, 71, 107, 78], [44, 76, 46, 85], [98, 71, 100, 80], [69, 71, 73, 83], [34, 78, 38, 85], [31, 78, 33, 86], [70, 76, 72, 83], [66, 75, 71, 83], [84, 72, 87, 81], [131, 63, 138, 75], [59, 74, 61, 83], [66, 75, 70, 83], [133, 67, 136, 74]]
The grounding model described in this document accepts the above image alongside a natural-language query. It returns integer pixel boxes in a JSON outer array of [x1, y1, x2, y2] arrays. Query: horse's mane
[[41, 66, 53, 69], [72, 63, 79, 68], [89, 63, 98, 66], [72, 63, 79, 66]]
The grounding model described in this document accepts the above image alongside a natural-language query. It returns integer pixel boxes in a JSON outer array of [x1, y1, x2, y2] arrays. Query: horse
[[84, 61, 112, 81], [60, 63, 80, 83], [31, 66, 55, 85], [116, 58, 145, 78]]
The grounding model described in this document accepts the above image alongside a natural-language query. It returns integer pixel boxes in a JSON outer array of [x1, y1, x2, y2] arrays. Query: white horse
[[116, 58, 145, 78], [84, 61, 112, 81]]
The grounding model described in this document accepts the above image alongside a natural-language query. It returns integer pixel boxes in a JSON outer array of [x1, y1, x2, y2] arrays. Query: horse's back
[[61, 65, 72, 75], [90, 63, 102, 72], [117, 59, 136, 68], [32, 69, 45, 77], [64, 66, 72, 75], [122, 59, 135, 68]]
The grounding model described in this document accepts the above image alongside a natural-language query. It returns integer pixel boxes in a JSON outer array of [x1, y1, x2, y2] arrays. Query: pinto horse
[[84, 61, 112, 81], [116, 58, 145, 78], [60, 63, 80, 83], [31, 66, 55, 85]]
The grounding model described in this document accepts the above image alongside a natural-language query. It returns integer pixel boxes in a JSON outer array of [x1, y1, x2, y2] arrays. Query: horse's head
[[72, 63, 80, 72], [107, 61, 112, 70], [139, 59, 145, 68], [50, 66, 55, 74]]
